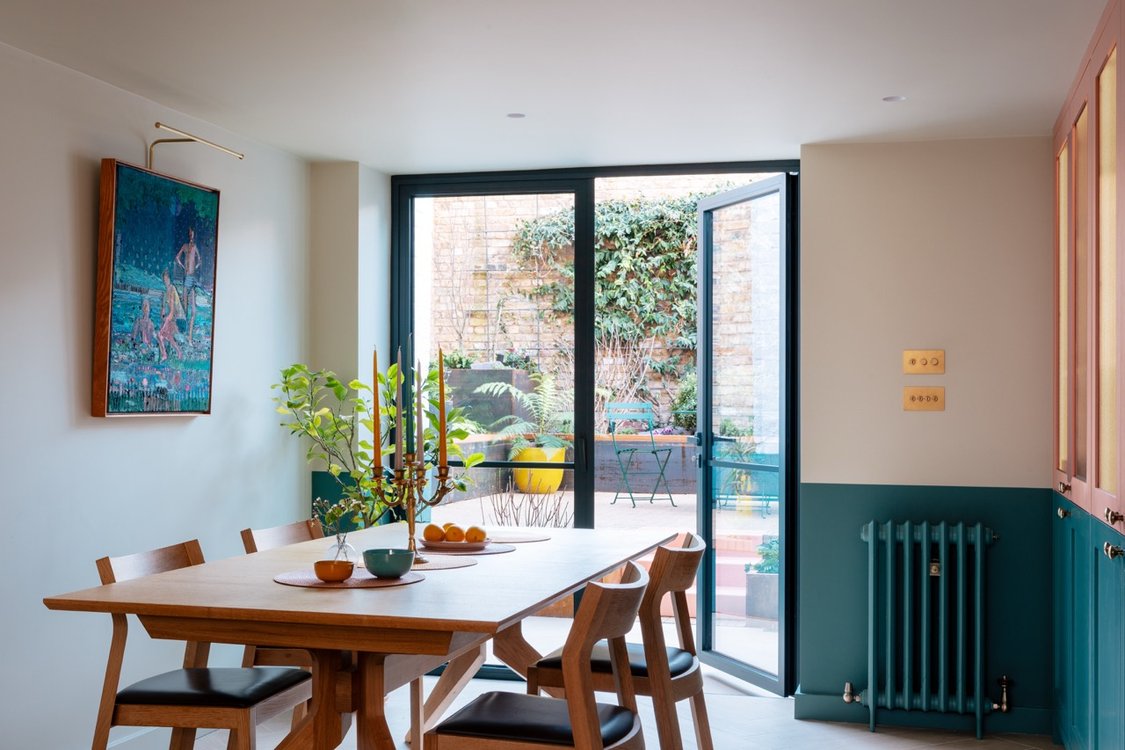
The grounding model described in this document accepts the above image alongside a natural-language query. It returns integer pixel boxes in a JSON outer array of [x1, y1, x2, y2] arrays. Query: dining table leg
[[492, 621, 564, 698], [401, 641, 488, 745], [276, 649, 351, 750], [355, 652, 398, 750]]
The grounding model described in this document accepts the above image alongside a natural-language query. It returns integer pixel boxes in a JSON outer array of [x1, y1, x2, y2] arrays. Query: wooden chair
[[238, 519, 322, 555], [424, 561, 650, 750], [527, 533, 713, 750], [91, 539, 312, 750], [239, 520, 324, 729]]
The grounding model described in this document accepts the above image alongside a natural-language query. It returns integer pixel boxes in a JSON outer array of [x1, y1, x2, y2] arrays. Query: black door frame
[[695, 174, 799, 695], [390, 162, 799, 686]]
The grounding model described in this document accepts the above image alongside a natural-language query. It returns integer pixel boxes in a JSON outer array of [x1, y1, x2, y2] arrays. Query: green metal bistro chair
[[606, 402, 676, 507]]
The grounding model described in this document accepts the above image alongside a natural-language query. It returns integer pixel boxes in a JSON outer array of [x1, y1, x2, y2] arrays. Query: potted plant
[[745, 536, 779, 619], [474, 372, 573, 493], [274, 362, 483, 528]]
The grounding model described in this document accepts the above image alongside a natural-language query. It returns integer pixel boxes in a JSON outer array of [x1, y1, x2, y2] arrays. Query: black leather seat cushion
[[117, 667, 310, 708], [435, 691, 635, 746], [536, 640, 695, 678]]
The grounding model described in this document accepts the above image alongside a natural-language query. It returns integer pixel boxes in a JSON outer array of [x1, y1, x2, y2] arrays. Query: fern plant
[[474, 372, 573, 458]]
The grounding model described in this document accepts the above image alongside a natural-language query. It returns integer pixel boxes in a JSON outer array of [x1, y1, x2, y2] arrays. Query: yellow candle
[[372, 348, 381, 473], [438, 348, 447, 466], [395, 347, 403, 467]]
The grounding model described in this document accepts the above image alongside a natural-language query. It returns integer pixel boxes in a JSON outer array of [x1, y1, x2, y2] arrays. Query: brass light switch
[[903, 349, 945, 374], [904, 386, 945, 411]]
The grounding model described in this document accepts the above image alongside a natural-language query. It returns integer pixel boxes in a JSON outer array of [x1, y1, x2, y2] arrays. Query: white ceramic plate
[[417, 538, 490, 551]]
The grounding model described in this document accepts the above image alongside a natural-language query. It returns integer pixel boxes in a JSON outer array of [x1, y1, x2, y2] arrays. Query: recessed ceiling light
[[882, 95, 908, 103], [506, 112, 527, 119]]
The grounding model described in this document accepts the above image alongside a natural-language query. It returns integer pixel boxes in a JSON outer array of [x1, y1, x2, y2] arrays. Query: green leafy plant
[[670, 369, 697, 433], [474, 372, 573, 458], [497, 349, 540, 373], [511, 195, 704, 417], [274, 362, 484, 526], [442, 350, 476, 369], [312, 496, 366, 560], [753, 537, 780, 575]]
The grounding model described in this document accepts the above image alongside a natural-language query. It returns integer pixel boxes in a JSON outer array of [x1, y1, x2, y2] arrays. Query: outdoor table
[[44, 522, 674, 750]]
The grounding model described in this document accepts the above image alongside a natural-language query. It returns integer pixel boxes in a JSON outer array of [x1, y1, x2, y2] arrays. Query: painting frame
[[92, 159, 221, 417]]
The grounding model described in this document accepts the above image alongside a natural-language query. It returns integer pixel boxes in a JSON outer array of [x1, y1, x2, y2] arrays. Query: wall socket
[[903, 386, 945, 411], [903, 349, 945, 374]]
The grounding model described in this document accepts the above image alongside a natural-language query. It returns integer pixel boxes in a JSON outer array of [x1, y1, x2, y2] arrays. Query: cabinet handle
[[1104, 542, 1124, 560], [1058, 507, 1071, 519], [1059, 481, 1072, 494], [1107, 508, 1125, 525]]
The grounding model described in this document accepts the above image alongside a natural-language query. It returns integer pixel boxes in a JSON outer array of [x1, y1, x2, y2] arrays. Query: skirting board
[[793, 690, 1052, 736]]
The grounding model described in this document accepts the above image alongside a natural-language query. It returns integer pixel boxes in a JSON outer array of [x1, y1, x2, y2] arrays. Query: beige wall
[[0, 42, 312, 749], [800, 138, 1053, 488]]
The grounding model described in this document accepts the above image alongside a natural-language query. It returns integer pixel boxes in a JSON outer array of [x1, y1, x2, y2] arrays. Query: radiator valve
[[992, 675, 1011, 713], [842, 681, 861, 704]]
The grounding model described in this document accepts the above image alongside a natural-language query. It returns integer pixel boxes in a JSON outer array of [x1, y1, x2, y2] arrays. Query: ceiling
[[0, 0, 1107, 174]]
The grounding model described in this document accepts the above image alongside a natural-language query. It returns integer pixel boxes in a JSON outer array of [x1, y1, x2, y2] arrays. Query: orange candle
[[438, 348, 447, 466], [372, 348, 382, 473]]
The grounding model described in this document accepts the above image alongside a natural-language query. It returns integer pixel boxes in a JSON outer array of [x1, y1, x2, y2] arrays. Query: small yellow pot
[[512, 446, 566, 494]]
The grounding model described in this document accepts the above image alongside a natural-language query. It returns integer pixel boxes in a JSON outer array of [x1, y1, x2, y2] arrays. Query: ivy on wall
[[511, 196, 703, 423]]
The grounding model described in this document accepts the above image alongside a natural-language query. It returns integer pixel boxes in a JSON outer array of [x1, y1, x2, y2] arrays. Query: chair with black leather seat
[[527, 533, 713, 750], [424, 561, 649, 750], [91, 539, 312, 750]]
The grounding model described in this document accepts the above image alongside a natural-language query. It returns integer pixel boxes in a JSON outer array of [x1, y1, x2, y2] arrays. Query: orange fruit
[[443, 522, 456, 530], [465, 526, 487, 543], [422, 523, 445, 542], [444, 525, 466, 542]]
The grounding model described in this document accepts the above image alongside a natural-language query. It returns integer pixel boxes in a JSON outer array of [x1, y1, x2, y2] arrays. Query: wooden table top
[[44, 523, 675, 635]]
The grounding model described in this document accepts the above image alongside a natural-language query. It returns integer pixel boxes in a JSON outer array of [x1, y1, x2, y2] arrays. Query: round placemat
[[487, 530, 552, 544], [412, 556, 478, 570], [274, 569, 425, 588], [421, 543, 516, 556]]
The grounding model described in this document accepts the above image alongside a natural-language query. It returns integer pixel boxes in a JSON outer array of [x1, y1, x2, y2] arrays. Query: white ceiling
[[0, 0, 1107, 174]]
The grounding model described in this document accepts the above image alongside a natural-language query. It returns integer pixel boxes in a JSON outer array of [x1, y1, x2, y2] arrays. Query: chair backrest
[[641, 533, 706, 657], [96, 539, 206, 585], [241, 519, 323, 554], [561, 561, 649, 748], [607, 402, 659, 452]]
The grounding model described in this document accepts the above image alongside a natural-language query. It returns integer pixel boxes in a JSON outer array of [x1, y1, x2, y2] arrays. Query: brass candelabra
[[372, 456, 456, 564]]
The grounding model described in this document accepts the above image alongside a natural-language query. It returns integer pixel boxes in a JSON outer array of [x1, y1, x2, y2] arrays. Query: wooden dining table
[[44, 523, 675, 750]]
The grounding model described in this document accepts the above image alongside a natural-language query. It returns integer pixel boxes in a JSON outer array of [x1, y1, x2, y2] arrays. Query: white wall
[[800, 138, 1053, 488], [0, 43, 312, 749], [309, 163, 392, 385]]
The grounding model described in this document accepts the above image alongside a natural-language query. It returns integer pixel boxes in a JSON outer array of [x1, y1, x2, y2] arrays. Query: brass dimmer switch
[[904, 386, 945, 411], [903, 349, 945, 374]]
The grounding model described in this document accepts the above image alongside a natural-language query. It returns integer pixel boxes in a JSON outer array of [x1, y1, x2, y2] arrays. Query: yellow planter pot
[[512, 446, 566, 494]]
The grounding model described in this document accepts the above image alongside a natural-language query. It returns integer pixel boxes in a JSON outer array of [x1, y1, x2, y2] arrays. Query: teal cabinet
[[1093, 521, 1125, 749], [1053, 496, 1125, 750], [1054, 496, 1092, 749]]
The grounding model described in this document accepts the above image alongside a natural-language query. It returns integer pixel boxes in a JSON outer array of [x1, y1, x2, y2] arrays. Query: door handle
[[1106, 508, 1125, 526], [1058, 507, 1071, 519], [1059, 481, 1072, 494], [1105, 542, 1124, 561]]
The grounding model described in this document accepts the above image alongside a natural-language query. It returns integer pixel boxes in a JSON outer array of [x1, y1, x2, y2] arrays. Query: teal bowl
[[363, 548, 415, 578]]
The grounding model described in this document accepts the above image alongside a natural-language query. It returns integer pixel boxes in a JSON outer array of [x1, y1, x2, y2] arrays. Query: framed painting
[[92, 159, 220, 416]]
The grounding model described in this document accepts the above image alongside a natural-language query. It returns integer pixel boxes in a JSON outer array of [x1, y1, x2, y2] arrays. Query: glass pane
[[414, 193, 575, 468], [708, 190, 781, 673], [1076, 106, 1089, 481], [1099, 49, 1118, 495], [591, 173, 770, 524], [1060, 143, 1069, 474]]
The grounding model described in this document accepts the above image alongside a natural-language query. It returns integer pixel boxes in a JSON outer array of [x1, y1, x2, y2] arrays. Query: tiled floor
[[196, 668, 1059, 750]]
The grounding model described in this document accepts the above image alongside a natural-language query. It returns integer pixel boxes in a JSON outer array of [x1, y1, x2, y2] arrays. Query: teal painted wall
[[796, 483, 1053, 734]]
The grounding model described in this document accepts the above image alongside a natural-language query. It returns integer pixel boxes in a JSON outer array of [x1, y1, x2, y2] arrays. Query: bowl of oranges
[[419, 522, 490, 551]]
